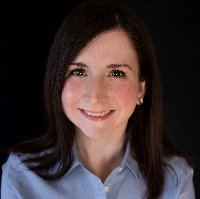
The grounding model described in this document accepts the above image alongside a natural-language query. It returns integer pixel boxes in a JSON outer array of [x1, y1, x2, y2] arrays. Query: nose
[[86, 78, 108, 103]]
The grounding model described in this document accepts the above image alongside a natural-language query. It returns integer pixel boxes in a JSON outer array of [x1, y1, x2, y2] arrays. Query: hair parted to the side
[[6, 0, 195, 198]]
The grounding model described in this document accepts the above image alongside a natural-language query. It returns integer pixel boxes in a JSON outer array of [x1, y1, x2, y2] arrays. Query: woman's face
[[61, 29, 145, 140]]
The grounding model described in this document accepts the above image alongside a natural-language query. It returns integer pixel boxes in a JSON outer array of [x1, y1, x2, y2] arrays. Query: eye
[[109, 70, 127, 78], [66, 68, 127, 78], [68, 68, 87, 77]]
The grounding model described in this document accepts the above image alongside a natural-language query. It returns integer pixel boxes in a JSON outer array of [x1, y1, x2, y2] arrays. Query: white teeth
[[83, 110, 111, 116]]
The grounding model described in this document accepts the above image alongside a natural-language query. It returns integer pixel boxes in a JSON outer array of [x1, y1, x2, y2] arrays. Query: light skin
[[61, 29, 146, 182]]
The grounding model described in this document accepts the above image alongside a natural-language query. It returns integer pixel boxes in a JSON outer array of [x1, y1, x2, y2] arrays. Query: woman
[[1, 0, 195, 198]]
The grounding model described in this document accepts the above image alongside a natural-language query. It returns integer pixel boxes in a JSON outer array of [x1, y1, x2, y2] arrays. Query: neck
[[74, 131, 127, 182]]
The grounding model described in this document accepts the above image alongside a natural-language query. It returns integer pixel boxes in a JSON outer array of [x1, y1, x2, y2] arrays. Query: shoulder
[[2, 153, 30, 175], [163, 155, 194, 187], [1, 152, 30, 193], [2, 148, 51, 173], [164, 155, 194, 177], [1, 151, 53, 198], [2, 147, 55, 176]]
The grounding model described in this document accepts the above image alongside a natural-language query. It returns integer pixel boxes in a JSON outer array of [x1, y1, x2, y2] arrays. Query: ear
[[136, 80, 146, 105]]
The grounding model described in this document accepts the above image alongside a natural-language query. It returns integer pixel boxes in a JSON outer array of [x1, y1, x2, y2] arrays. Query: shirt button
[[104, 185, 110, 192], [118, 167, 123, 172]]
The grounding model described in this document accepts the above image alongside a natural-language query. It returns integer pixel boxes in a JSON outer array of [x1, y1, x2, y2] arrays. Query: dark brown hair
[[7, 0, 195, 198]]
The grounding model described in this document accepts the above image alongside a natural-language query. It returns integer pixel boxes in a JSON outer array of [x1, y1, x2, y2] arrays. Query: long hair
[[6, 0, 195, 198]]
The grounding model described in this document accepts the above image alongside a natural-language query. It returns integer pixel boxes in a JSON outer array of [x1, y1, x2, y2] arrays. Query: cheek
[[61, 80, 81, 109], [110, 81, 138, 105]]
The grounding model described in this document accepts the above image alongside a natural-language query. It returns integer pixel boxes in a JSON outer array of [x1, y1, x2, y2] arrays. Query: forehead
[[72, 29, 139, 67]]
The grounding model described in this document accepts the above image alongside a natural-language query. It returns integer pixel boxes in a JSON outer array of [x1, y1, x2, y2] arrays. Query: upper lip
[[79, 108, 114, 113]]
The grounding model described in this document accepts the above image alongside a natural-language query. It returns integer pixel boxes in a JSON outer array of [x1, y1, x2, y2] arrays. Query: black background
[[0, 0, 199, 197]]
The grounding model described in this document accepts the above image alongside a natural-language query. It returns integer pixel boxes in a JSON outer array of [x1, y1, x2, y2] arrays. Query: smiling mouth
[[78, 108, 115, 120], [79, 108, 114, 114]]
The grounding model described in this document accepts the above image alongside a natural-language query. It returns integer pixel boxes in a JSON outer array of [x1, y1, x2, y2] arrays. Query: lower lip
[[79, 109, 115, 121]]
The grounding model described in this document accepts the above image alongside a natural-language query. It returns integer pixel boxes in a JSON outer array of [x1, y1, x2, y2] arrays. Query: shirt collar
[[120, 140, 140, 180], [67, 140, 140, 181], [67, 143, 81, 173]]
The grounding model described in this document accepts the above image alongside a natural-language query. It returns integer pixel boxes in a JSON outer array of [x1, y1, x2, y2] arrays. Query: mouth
[[78, 108, 115, 121]]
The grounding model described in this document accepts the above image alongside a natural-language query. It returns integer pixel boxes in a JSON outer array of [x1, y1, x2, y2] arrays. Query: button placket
[[118, 166, 123, 172], [104, 185, 110, 192], [89, 174, 107, 199], [103, 179, 111, 194]]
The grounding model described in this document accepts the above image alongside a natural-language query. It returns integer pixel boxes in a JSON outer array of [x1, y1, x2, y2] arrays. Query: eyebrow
[[69, 62, 132, 70]]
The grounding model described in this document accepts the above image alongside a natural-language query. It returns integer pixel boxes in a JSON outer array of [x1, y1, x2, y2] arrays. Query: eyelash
[[67, 68, 127, 78]]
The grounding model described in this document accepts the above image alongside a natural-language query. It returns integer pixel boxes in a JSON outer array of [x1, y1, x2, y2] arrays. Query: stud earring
[[138, 97, 143, 105]]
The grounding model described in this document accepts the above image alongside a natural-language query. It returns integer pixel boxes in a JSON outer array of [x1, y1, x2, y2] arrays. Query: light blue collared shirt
[[1, 141, 195, 199]]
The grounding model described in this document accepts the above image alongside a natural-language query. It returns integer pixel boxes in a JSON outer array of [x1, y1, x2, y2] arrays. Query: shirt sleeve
[[1, 154, 19, 199], [179, 167, 196, 199]]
